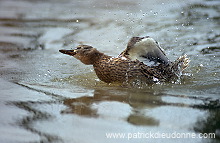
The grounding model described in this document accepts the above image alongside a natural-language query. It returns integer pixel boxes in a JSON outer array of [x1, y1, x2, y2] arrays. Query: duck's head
[[59, 45, 103, 65]]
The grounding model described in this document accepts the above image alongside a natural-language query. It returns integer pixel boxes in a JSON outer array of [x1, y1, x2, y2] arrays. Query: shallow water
[[0, 0, 220, 143]]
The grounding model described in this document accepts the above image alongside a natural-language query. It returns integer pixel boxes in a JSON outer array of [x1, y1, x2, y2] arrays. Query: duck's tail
[[171, 54, 190, 75]]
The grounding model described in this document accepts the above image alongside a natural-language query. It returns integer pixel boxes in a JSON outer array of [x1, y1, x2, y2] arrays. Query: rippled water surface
[[0, 0, 220, 143]]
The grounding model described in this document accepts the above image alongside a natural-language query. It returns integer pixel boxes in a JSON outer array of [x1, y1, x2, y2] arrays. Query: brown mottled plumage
[[59, 37, 189, 84]]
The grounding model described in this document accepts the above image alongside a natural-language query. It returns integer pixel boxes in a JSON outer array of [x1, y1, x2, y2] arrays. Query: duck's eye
[[84, 46, 92, 49]]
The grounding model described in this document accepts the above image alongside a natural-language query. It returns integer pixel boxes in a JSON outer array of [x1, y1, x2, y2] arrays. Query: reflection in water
[[62, 96, 99, 117], [61, 88, 161, 126], [9, 83, 220, 142], [61, 87, 220, 127]]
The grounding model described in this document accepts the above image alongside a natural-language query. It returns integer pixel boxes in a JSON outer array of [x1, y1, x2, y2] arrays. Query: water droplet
[[199, 64, 204, 67], [153, 77, 159, 82], [76, 19, 79, 23]]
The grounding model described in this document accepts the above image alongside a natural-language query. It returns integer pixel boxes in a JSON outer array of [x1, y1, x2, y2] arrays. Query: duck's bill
[[59, 49, 77, 56]]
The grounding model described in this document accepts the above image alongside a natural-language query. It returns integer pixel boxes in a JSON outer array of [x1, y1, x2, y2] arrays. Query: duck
[[59, 36, 189, 84]]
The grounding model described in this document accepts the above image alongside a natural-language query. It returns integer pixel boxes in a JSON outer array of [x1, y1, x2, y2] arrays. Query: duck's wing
[[141, 54, 190, 83], [119, 37, 170, 66]]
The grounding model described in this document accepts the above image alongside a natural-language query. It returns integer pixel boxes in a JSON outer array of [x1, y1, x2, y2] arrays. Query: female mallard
[[59, 36, 189, 84]]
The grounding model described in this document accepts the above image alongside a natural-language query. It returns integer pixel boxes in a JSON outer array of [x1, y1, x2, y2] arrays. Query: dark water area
[[0, 0, 220, 143]]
